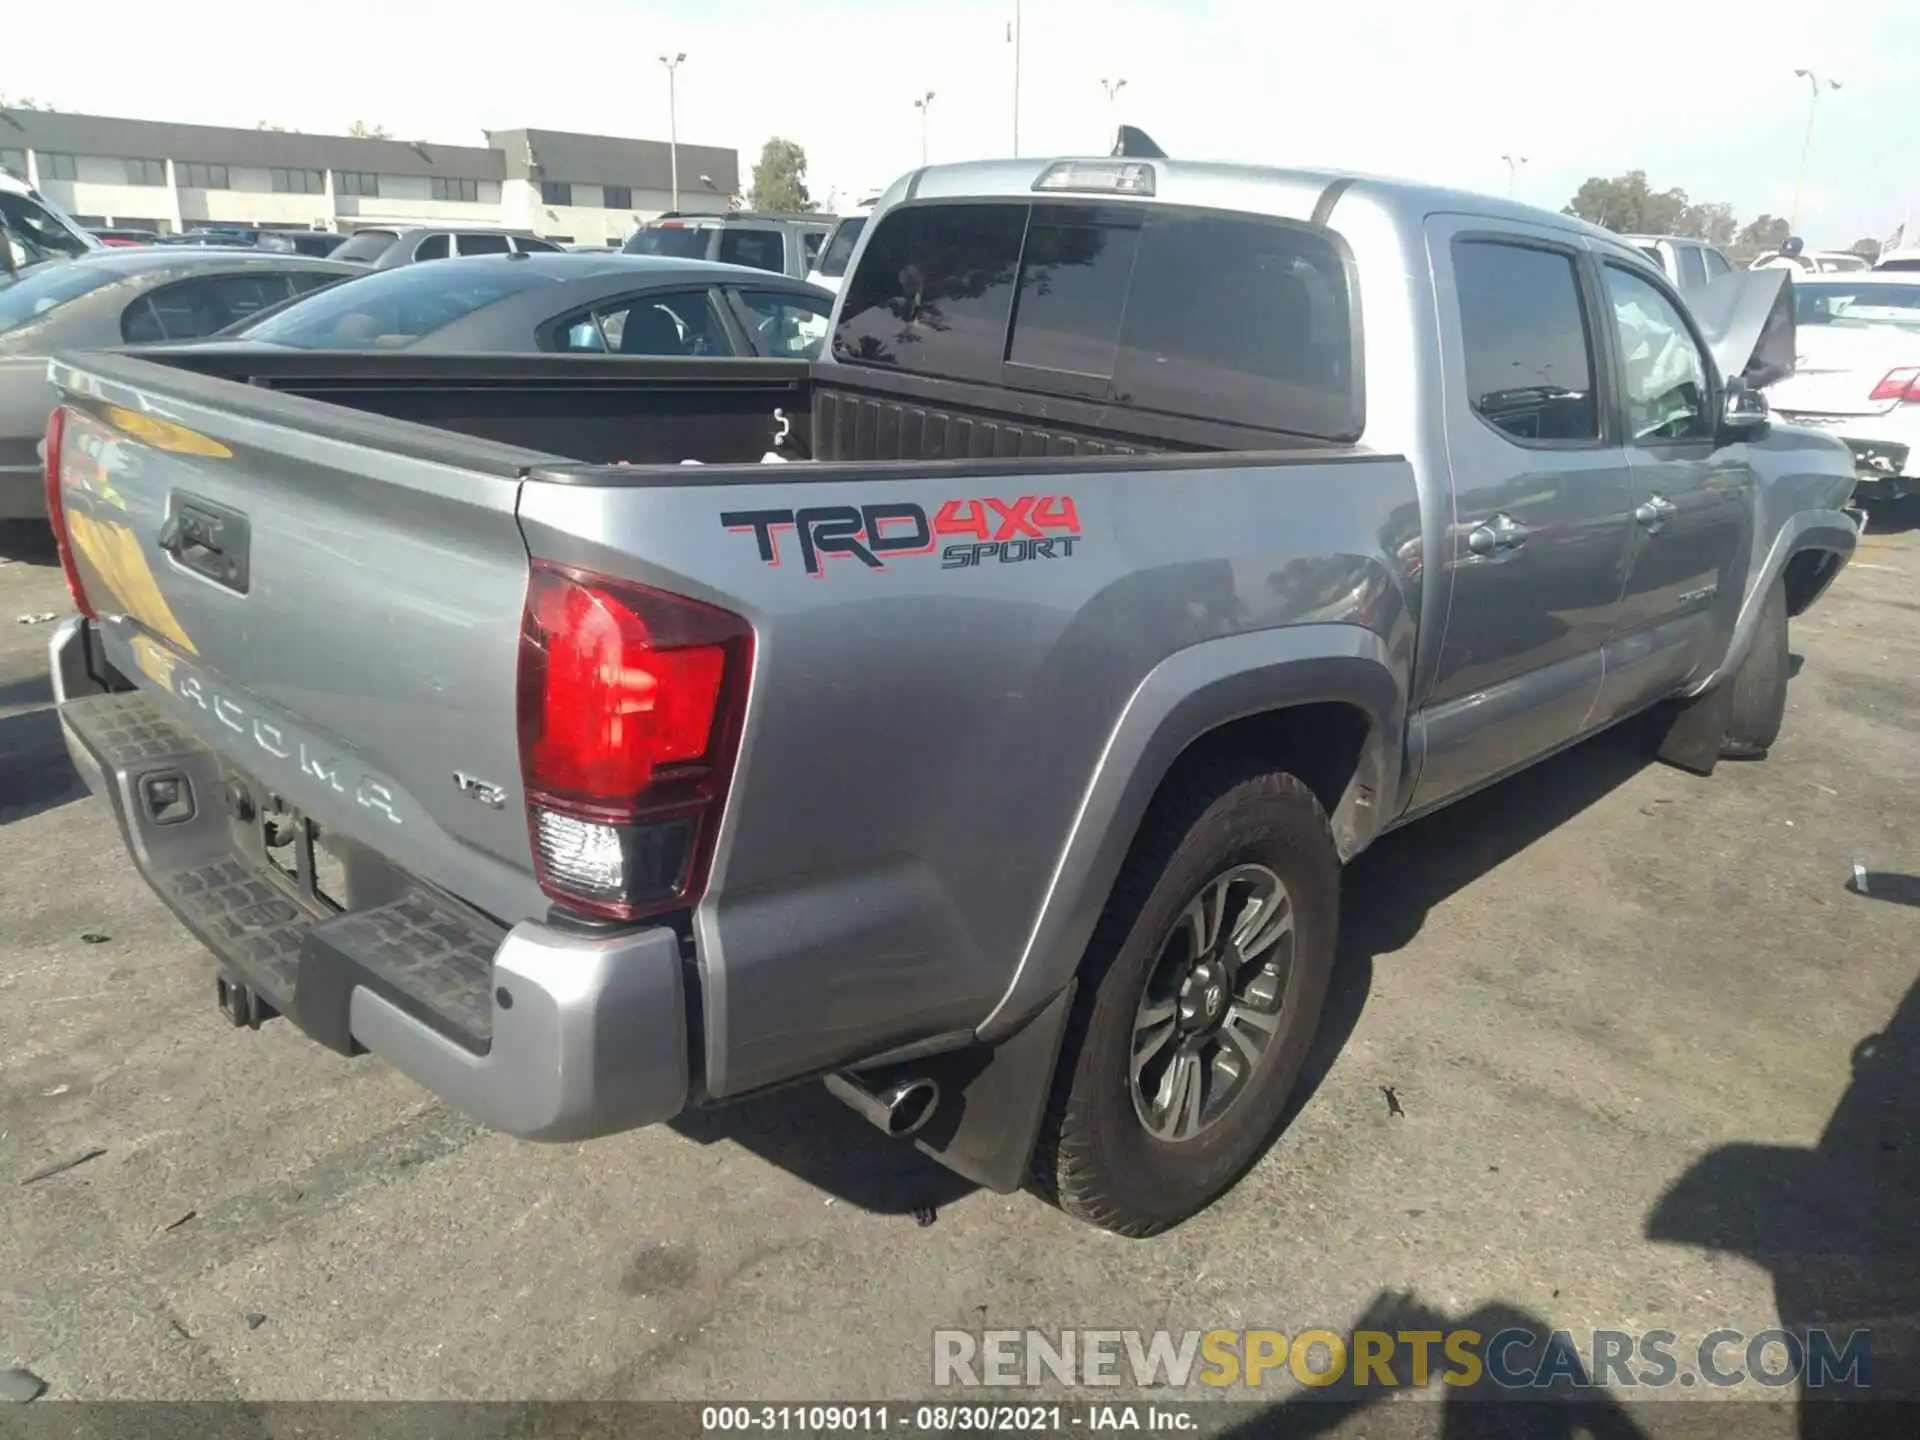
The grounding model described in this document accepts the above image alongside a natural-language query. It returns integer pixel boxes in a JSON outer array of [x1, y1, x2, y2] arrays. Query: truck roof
[[885, 156, 1628, 253]]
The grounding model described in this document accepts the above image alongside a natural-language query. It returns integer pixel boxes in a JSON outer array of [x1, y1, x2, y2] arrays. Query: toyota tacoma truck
[[44, 149, 1863, 1236]]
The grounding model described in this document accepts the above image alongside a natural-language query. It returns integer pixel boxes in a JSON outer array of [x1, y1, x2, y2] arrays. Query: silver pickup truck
[[44, 154, 1862, 1236]]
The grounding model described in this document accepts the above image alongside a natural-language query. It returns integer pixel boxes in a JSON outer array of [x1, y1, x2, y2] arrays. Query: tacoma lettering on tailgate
[[721, 496, 1081, 578]]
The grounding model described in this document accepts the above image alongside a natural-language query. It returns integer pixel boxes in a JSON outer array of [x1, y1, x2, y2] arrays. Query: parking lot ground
[[1, 513, 1915, 1433]]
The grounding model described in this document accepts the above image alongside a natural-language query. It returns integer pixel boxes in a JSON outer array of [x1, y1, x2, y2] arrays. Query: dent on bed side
[[975, 623, 1405, 1043]]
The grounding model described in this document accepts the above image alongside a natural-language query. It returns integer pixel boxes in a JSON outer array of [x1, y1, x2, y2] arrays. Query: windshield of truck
[[1794, 281, 1920, 331], [833, 200, 1361, 439], [0, 261, 120, 335], [816, 216, 866, 278], [236, 259, 561, 347], [2, 190, 97, 271], [625, 225, 712, 259]]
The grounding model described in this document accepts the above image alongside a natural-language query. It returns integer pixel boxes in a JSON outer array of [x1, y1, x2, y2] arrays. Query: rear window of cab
[[831, 200, 1361, 441]]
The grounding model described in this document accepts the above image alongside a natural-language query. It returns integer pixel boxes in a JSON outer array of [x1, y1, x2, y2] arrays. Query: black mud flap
[[906, 983, 1077, 1194], [1649, 684, 1734, 776]]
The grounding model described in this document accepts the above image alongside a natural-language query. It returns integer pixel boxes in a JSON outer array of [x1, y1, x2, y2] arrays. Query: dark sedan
[[224, 252, 835, 359], [0, 247, 359, 519]]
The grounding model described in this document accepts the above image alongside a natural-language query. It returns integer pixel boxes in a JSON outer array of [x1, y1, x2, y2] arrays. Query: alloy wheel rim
[[1130, 862, 1295, 1142]]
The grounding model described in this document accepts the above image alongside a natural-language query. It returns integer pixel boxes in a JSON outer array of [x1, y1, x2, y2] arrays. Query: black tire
[[1722, 576, 1789, 758], [1031, 761, 1340, 1237]]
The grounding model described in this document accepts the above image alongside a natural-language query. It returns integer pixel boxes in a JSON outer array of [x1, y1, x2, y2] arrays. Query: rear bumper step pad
[[53, 628, 690, 1142]]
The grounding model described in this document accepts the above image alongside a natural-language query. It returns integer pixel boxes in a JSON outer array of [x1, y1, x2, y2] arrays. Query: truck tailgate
[[50, 354, 547, 922]]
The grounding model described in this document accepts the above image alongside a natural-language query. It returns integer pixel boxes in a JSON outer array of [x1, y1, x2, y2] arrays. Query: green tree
[[750, 138, 816, 212], [1851, 237, 1883, 259], [1679, 201, 1737, 248], [0, 95, 55, 111], [1734, 214, 1791, 260], [1562, 170, 1692, 234], [347, 120, 391, 140]]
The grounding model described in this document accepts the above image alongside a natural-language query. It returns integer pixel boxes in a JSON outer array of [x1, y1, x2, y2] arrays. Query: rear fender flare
[[976, 623, 1405, 1043]]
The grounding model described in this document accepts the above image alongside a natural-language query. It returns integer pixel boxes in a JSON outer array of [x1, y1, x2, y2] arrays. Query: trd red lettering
[[1032, 496, 1081, 534], [934, 500, 991, 539], [987, 496, 1042, 541]]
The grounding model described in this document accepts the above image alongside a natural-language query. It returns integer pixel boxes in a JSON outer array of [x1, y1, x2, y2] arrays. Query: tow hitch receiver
[[215, 974, 277, 1029]]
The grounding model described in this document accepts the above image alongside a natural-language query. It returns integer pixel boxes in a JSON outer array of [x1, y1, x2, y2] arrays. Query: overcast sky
[[11, 0, 1915, 245]]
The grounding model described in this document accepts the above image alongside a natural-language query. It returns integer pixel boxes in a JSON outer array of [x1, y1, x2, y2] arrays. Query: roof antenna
[[1111, 125, 1167, 159]]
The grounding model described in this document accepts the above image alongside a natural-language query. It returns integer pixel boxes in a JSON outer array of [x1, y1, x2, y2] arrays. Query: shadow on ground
[[672, 728, 1654, 1222], [1861, 496, 1920, 536], [0, 520, 57, 566], [0, 683, 86, 824], [1212, 980, 1918, 1438]]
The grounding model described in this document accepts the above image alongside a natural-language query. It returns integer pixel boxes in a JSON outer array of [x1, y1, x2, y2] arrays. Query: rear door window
[[413, 234, 451, 261], [330, 229, 398, 264], [626, 225, 713, 259], [121, 273, 297, 342], [717, 228, 785, 273], [458, 233, 513, 256], [833, 201, 1360, 437], [816, 216, 866, 279], [1452, 239, 1598, 443]]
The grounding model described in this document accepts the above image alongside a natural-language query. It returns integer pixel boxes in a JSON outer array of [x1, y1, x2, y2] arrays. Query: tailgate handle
[[158, 496, 251, 595]]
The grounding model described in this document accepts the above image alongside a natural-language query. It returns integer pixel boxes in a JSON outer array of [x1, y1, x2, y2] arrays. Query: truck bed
[[118, 347, 1340, 468]]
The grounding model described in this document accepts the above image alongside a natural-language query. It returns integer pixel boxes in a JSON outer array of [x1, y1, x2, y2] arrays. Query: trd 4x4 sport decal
[[721, 497, 1081, 578]]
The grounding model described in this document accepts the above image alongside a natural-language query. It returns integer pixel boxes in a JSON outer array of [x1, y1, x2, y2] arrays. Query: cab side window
[[1453, 239, 1599, 443], [1602, 266, 1714, 444]]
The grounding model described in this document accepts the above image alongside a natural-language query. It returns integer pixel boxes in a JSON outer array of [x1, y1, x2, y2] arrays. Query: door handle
[[1634, 495, 1678, 532], [1466, 512, 1531, 558]]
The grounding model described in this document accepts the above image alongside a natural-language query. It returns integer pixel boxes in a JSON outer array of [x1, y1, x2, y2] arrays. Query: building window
[[336, 171, 381, 197], [603, 185, 632, 211], [179, 162, 229, 190], [271, 167, 325, 195], [0, 149, 25, 179], [541, 180, 573, 207], [40, 153, 78, 181], [431, 176, 479, 203], [122, 157, 167, 186]]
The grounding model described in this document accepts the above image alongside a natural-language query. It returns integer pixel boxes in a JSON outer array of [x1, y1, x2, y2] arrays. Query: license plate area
[[223, 773, 411, 916]]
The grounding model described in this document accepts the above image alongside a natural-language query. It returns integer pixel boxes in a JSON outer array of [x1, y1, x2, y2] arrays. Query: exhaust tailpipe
[[825, 1071, 941, 1138]]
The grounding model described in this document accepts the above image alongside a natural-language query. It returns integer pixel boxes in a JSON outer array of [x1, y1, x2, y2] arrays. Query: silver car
[[0, 247, 357, 519]]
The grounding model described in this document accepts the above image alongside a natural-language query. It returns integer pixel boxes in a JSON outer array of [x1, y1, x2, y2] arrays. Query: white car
[[1875, 246, 1920, 272], [1763, 270, 1920, 503], [805, 198, 878, 295], [1751, 249, 1871, 275]]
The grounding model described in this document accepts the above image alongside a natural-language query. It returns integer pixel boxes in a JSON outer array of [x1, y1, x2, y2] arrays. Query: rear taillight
[[1869, 367, 1920, 403], [516, 561, 752, 921], [42, 406, 95, 621]]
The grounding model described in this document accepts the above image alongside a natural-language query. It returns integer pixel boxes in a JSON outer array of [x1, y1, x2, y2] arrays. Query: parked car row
[[0, 245, 836, 519]]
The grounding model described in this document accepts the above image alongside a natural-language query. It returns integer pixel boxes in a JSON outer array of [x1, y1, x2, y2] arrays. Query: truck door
[[1409, 220, 1637, 811], [1588, 261, 1754, 722]]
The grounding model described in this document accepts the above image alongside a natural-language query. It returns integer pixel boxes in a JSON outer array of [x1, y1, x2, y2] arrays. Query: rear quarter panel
[[520, 453, 1422, 1096]]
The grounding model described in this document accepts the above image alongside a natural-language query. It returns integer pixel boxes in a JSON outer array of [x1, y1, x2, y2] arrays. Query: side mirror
[[1721, 376, 1770, 438]]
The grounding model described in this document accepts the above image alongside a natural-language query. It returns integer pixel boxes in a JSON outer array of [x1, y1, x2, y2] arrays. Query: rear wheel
[[1722, 576, 1789, 758], [1031, 763, 1339, 1237]]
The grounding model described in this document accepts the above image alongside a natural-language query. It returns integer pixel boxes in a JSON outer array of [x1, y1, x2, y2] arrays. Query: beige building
[[0, 109, 739, 248]]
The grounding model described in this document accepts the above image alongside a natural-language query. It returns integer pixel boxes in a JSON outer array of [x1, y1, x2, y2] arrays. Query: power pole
[[659, 52, 686, 211]]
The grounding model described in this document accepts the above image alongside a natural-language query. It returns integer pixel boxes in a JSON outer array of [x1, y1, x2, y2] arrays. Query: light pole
[[1011, 0, 1022, 156], [1790, 68, 1841, 235], [659, 52, 686, 212], [1101, 77, 1127, 135], [914, 91, 935, 166], [1501, 154, 1528, 199]]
